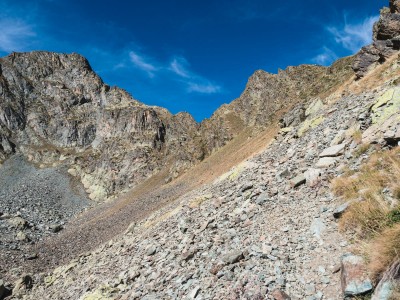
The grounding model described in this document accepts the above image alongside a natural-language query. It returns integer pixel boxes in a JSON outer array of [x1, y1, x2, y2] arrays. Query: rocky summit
[[2, 1, 400, 300]]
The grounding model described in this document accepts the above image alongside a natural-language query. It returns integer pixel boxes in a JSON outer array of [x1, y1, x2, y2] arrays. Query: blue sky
[[0, 0, 386, 121]]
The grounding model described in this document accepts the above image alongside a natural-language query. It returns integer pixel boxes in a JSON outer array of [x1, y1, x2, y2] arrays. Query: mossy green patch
[[371, 88, 400, 124], [280, 127, 292, 134], [297, 115, 325, 137], [305, 99, 324, 117]]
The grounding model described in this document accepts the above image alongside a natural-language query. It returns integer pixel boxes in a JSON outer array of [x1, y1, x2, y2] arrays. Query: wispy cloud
[[312, 14, 379, 66], [0, 18, 36, 53], [328, 15, 379, 53], [168, 56, 221, 94], [312, 47, 338, 65], [169, 57, 190, 78], [188, 82, 221, 94], [129, 51, 158, 77]]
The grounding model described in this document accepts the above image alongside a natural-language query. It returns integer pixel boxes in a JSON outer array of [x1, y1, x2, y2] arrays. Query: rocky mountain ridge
[[2, 1, 400, 299], [0, 51, 355, 203]]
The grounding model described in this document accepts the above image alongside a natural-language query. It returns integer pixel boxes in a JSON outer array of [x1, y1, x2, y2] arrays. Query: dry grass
[[332, 147, 400, 280], [369, 226, 400, 281], [351, 129, 363, 144], [353, 143, 370, 158]]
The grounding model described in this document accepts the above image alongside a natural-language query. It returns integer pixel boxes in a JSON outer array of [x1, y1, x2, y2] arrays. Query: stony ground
[[0, 156, 90, 276], [12, 86, 384, 299]]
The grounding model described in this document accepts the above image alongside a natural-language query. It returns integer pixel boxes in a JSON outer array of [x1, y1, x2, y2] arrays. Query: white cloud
[[188, 82, 221, 94], [328, 15, 379, 53], [126, 51, 222, 94], [169, 57, 190, 78], [0, 18, 36, 53], [168, 56, 221, 94], [312, 47, 338, 65], [129, 51, 158, 77]]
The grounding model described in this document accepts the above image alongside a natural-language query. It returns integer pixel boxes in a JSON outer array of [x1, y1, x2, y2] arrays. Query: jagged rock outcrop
[[0, 52, 205, 201], [0, 51, 355, 200], [353, 1, 400, 78], [201, 56, 354, 154]]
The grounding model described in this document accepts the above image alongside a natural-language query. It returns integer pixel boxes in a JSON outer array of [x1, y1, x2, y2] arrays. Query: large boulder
[[341, 254, 373, 297], [374, 13, 400, 40], [390, 0, 400, 13], [353, 1, 400, 78], [279, 105, 305, 128], [352, 45, 382, 79]]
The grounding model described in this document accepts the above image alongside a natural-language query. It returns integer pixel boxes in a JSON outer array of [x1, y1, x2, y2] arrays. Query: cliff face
[[0, 52, 205, 200], [0, 51, 356, 200]]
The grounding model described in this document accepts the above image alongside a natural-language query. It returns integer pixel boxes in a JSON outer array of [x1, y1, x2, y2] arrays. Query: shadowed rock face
[[353, 1, 400, 78]]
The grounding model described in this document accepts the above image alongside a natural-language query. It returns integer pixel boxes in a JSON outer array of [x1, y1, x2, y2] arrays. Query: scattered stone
[[290, 174, 306, 188], [319, 143, 347, 158], [146, 246, 157, 256], [49, 224, 63, 233], [310, 218, 326, 241], [221, 250, 244, 265], [255, 192, 268, 205], [315, 157, 337, 168], [12, 274, 33, 296], [7, 216, 27, 229], [16, 231, 28, 241], [188, 286, 201, 299], [333, 202, 351, 218], [241, 182, 253, 192], [271, 289, 291, 300], [341, 254, 373, 297], [304, 168, 321, 187]]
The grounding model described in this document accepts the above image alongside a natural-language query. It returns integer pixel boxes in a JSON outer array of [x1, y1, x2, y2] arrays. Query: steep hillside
[[200, 56, 355, 154], [2, 1, 400, 299]]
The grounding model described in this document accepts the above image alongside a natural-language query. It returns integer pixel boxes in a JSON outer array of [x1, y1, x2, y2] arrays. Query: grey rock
[[279, 105, 305, 128], [188, 286, 201, 299], [221, 250, 244, 265], [255, 192, 268, 205], [270, 289, 291, 300], [146, 246, 157, 256], [290, 174, 306, 188], [304, 168, 320, 186], [333, 202, 351, 218], [49, 224, 63, 233], [341, 254, 373, 297], [315, 157, 337, 168], [310, 218, 326, 241], [319, 143, 346, 157], [241, 182, 254, 192]]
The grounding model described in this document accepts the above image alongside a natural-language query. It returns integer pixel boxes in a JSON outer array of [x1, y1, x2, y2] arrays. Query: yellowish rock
[[298, 115, 325, 137]]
